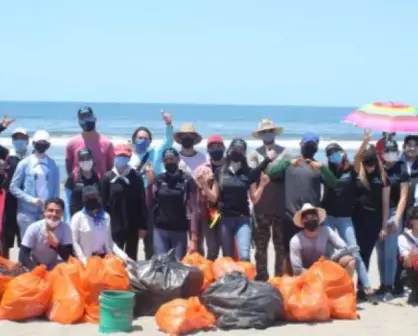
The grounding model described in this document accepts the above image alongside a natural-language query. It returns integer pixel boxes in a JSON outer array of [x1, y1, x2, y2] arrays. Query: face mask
[[303, 219, 319, 232], [180, 137, 194, 149], [84, 198, 101, 211], [229, 151, 244, 163], [114, 156, 130, 169], [12, 139, 28, 153], [34, 142, 50, 154], [383, 152, 399, 163], [301, 144, 317, 159], [79, 120, 96, 132], [46, 218, 60, 229], [79, 160, 93, 172], [329, 151, 343, 165], [164, 162, 178, 174], [135, 139, 150, 153], [209, 149, 224, 162], [261, 132, 276, 144]]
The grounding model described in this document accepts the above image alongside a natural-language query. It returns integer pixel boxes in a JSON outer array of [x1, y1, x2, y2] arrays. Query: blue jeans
[[153, 228, 188, 261], [376, 209, 401, 286], [326, 216, 371, 289], [220, 216, 252, 261]]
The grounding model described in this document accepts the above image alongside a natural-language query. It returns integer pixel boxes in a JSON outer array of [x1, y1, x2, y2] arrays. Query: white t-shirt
[[398, 229, 418, 258], [33, 158, 49, 202], [179, 151, 207, 175]]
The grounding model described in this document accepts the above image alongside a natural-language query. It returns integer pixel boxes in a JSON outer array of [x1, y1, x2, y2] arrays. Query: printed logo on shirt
[[339, 173, 351, 181]]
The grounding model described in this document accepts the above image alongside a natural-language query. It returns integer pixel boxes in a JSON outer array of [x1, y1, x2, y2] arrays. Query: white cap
[[32, 130, 51, 143], [11, 127, 28, 136]]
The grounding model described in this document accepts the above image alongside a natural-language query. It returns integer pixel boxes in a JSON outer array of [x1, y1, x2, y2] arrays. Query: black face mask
[[180, 137, 194, 149], [303, 219, 320, 232], [301, 144, 317, 159], [84, 198, 101, 211], [164, 163, 178, 174], [34, 142, 50, 154], [229, 151, 244, 163], [80, 120, 96, 132]]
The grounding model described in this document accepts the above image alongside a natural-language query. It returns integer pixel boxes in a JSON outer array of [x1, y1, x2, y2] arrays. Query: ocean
[[0, 101, 377, 180]]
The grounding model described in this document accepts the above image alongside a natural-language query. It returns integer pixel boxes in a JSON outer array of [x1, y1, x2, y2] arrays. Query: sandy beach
[[0, 242, 416, 336]]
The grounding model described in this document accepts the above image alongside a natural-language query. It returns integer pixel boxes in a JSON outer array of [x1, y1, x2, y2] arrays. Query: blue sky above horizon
[[1, 1, 417, 107]]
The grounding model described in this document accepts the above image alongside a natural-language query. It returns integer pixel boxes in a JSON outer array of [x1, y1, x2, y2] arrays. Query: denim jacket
[[10, 154, 60, 218]]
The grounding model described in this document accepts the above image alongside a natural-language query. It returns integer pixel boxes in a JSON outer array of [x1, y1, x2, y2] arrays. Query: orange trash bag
[[82, 255, 130, 324], [235, 261, 256, 280], [0, 257, 17, 298], [212, 257, 238, 279], [0, 265, 53, 321], [182, 253, 215, 290], [268, 275, 301, 314], [47, 257, 85, 324], [285, 274, 331, 322], [307, 257, 357, 319], [155, 297, 215, 335]]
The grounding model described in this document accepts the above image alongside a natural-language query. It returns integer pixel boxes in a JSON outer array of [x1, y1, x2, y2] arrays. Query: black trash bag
[[128, 249, 203, 317], [201, 271, 284, 330]]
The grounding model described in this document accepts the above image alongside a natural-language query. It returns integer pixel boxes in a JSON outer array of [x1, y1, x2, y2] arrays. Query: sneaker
[[374, 285, 388, 295], [407, 290, 418, 305], [392, 284, 405, 296], [357, 289, 378, 305]]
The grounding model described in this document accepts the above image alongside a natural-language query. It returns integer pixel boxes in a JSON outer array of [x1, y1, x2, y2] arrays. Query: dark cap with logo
[[325, 142, 343, 157], [77, 107, 94, 118], [383, 140, 398, 153], [82, 185, 100, 199], [229, 138, 247, 150], [162, 147, 179, 159], [77, 148, 93, 160]]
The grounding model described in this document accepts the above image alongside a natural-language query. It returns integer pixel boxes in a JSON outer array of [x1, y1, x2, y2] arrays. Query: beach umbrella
[[344, 102, 418, 132]]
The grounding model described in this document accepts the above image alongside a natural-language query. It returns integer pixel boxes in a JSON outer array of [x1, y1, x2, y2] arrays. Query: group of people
[[1, 108, 418, 305]]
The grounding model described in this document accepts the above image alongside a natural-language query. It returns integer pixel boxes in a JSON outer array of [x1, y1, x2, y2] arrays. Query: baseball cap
[[82, 185, 100, 199], [162, 147, 179, 159], [32, 130, 51, 143], [207, 134, 224, 146], [325, 142, 343, 157], [114, 143, 132, 157], [11, 127, 28, 136], [383, 140, 398, 152], [77, 148, 93, 160], [301, 132, 319, 145], [229, 138, 247, 150], [77, 107, 94, 117]]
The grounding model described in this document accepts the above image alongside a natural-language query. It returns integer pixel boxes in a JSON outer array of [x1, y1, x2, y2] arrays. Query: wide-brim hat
[[293, 203, 327, 228], [252, 119, 283, 138], [174, 123, 202, 145]]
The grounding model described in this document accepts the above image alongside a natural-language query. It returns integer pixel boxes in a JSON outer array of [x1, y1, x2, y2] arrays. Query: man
[[281, 132, 338, 273], [289, 203, 355, 276], [19, 198, 73, 270], [376, 132, 396, 162], [66, 107, 114, 179], [248, 119, 291, 280], [0, 160, 8, 256], [0, 128, 30, 258]]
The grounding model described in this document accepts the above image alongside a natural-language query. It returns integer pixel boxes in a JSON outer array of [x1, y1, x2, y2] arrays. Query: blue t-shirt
[[21, 220, 73, 270]]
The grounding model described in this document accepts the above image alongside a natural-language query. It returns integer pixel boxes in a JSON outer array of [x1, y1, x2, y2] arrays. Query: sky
[[0, 1, 417, 106]]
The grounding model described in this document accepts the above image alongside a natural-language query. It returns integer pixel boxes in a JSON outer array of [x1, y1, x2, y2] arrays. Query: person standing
[[101, 143, 148, 260], [129, 111, 174, 260], [0, 160, 9, 257], [0, 128, 30, 258], [65, 107, 114, 179], [248, 119, 291, 280], [10, 130, 60, 237], [376, 132, 396, 162]]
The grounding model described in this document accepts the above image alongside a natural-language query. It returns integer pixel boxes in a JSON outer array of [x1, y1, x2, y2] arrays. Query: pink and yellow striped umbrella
[[344, 102, 418, 132]]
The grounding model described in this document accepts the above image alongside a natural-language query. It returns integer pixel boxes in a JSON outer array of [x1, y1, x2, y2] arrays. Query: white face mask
[[383, 152, 399, 163], [79, 160, 93, 172], [46, 218, 60, 229]]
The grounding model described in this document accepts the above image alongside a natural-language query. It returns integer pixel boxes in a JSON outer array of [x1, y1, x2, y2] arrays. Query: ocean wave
[[0, 136, 372, 150]]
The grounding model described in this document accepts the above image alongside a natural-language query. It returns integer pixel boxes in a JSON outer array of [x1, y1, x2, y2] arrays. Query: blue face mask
[[114, 156, 130, 169], [135, 139, 150, 153], [329, 151, 343, 165], [12, 139, 28, 153]]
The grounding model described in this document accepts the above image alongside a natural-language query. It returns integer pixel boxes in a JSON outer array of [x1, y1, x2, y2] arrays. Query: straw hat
[[174, 123, 202, 145], [293, 203, 327, 228], [252, 119, 283, 138]]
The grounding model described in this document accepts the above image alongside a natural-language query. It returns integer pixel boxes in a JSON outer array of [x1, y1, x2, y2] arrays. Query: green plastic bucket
[[99, 290, 135, 334]]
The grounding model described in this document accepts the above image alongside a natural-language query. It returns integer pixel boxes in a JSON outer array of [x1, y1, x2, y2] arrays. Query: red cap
[[207, 134, 224, 146], [114, 143, 132, 157]]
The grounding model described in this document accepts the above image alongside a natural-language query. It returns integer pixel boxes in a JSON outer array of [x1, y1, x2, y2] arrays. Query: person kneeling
[[71, 185, 133, 264], [19, 198, 73, 270], [398, 206, 418, 304], [290, 203, 355, 276]]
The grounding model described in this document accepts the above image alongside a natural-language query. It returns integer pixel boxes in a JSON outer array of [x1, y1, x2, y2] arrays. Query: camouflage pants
[[253, 213, 285, 280]]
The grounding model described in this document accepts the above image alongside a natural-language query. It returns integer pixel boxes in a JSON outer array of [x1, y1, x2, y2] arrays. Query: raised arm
[[354, 130, 372, 173]]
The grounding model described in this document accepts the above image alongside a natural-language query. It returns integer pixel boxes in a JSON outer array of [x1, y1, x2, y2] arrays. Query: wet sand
[[0, 242, 416, 336]]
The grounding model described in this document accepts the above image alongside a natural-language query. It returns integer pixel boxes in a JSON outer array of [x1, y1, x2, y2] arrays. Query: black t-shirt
[[355, 171, 387, 213], [386, 161, 410, 209], [322, 166, 357, 217], [215, 166, 253, 217]]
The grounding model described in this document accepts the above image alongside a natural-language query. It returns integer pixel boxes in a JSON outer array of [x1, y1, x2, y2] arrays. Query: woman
[[71, 185, 131, 264], [150, 147, 198, 260], [353, 130, 390, 301], [101, 143, 148, 261], [64, 148, 100, 222], [322, 142, 372, 294], [199, 138, 273, 261], [376, 139, 409, 297]]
